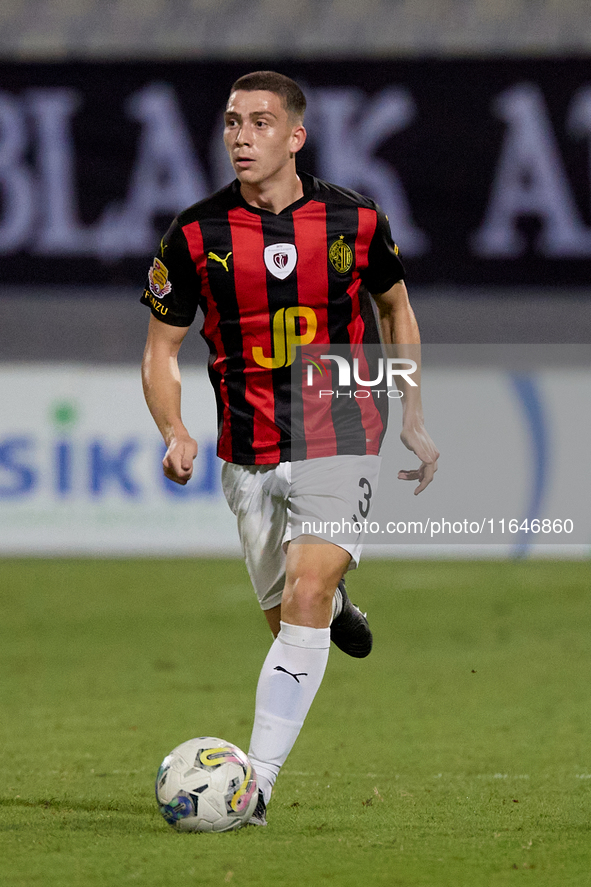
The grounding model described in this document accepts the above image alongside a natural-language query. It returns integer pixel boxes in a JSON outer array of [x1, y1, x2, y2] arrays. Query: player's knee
[[287, 572, 335, 610]]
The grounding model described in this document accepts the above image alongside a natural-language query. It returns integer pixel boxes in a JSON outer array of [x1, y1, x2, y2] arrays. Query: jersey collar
[[231, 171, 317, 216]]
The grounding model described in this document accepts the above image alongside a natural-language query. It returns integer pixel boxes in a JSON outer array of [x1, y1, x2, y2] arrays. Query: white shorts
[[221, 454, 381, 611]]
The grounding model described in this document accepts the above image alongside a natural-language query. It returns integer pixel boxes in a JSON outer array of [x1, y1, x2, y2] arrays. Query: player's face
[[223, 90, 306, 187]]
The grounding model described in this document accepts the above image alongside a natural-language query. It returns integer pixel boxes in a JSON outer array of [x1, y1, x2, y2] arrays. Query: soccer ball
[[155, 737, 258, 832]]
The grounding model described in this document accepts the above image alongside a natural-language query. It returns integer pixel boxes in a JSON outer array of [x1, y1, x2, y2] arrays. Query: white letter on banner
[[353, 358, 384, 386], [99, 83, 208, 257], [473, 83, 591, 257], [308, 87, 428, 255], [320, 354, 351, 387], [28, 89, 92, 254], [0, 92, 34, 253], [568, 86, 591, 216], [386, 358, 417, 387]]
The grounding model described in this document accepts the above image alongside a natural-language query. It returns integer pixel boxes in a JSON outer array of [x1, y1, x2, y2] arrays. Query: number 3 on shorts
[[358, 477, 372, 518]]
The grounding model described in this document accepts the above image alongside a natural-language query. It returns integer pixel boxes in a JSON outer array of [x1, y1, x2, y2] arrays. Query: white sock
[[248, 621, 330, 804], [331, 584, 343, 621]]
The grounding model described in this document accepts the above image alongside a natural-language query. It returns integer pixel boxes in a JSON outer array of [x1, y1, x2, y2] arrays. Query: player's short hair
[[229, 71, 306, 120]]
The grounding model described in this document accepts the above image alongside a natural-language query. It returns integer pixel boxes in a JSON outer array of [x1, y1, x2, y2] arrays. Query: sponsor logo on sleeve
[[148, 258, 172, 298], [143, 290, 169, 316]]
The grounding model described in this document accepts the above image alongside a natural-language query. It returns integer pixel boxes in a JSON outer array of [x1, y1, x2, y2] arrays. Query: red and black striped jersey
[[141, 172, 405, 465]]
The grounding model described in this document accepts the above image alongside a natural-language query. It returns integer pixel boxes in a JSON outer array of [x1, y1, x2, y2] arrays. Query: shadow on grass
[[0, 797, 264, 839], [0, 795, 153, 817]]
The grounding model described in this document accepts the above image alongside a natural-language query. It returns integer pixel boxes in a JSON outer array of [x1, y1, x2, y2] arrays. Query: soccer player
[[141, 71, 438, 826]]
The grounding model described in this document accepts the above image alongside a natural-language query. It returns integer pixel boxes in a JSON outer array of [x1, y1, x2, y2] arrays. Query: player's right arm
[[141, 315, 198, 485]]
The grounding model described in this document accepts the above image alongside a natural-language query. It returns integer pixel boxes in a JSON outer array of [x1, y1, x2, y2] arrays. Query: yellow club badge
[[328, 235, 353, 274]]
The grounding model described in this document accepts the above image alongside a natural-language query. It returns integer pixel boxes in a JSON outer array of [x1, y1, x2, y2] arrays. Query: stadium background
[[2, 7, 591, 886], [1, 0, 590, 556]]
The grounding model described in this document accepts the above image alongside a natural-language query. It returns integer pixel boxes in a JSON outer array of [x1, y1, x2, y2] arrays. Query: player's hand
[[162, 435, 198, 485], [398, 424, 439, 495]]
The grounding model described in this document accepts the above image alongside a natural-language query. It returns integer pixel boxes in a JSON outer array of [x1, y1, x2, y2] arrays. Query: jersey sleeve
[[360, 207, 406, 295], [140, 218, 201, 327]]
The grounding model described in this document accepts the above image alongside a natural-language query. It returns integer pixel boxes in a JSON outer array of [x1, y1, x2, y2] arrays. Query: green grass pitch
[[1, 557, 590, 886]]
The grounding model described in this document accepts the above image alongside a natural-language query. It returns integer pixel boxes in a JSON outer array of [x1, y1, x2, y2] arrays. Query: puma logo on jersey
[[208, 251, 232, 272]]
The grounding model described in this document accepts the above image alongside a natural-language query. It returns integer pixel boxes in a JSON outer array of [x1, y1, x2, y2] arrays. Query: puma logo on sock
[[274, 665, 308, 683]]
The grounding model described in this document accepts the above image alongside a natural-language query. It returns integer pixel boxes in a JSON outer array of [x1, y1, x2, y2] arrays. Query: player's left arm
[[372, 280, 439, 494]]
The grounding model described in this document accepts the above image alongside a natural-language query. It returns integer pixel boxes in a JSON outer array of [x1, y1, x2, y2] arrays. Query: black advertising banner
[[2, 59, 591, 288]]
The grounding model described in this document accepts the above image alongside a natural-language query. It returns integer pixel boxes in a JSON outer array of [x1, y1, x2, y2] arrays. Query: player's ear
[[290, 124, 307, 155]]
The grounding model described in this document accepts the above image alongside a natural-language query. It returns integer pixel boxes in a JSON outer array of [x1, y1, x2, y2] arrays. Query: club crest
[[328, 236, 353, 274], [264, 243, 298, 280]]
